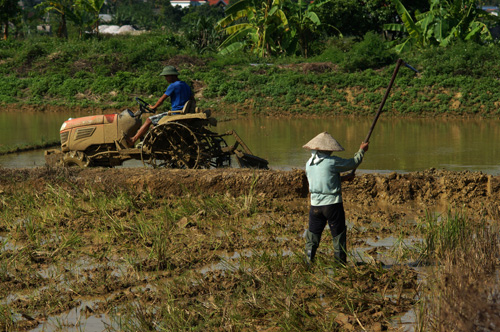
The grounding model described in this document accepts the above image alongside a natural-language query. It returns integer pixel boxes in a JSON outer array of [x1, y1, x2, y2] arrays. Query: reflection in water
[[1, 111, 499, 175], [0, 150, 48, 168]]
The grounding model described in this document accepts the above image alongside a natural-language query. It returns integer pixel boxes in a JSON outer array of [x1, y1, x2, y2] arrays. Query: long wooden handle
[[348, 59, 405, 176], [363, 58, 403, 143]]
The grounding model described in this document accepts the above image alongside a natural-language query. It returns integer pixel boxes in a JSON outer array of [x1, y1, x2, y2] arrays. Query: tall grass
[[0, 305, 14, 331], [417, 211, 500, 331], [418, 210, 470, 261], [4, 172, 500, 331]]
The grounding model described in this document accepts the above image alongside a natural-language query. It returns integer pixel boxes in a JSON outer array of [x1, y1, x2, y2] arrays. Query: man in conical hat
[[303, 132, 369, 266]]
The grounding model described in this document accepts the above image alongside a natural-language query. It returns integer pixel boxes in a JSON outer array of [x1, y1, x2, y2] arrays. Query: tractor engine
[[60, 109, 140, 153]]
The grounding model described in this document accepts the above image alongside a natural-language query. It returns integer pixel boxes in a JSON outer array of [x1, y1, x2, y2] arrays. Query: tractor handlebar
[[134, 97, 155, 117]]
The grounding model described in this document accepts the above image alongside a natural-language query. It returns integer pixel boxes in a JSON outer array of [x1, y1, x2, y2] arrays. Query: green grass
[[1, 34, 500, 117]]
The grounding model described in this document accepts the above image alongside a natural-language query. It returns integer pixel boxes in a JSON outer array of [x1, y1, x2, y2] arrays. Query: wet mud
[[1, 166, 499, 331], [2, 166, 498, 222]]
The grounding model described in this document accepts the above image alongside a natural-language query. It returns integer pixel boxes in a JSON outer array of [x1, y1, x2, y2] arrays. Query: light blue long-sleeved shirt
[[305, 149, 365, 206]]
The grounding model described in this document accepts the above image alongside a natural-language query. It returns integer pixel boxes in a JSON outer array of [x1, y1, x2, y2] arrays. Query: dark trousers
[[306, 203, 347, 263], [309, 203, 346, 237]]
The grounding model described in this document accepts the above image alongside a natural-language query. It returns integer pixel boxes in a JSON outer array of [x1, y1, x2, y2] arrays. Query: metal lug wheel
[[197, 133, 231, 168], [141, 122, 202, 169]]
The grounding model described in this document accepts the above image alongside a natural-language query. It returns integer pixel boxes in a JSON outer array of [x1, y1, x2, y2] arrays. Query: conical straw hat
[[302, 132, 344, 151]]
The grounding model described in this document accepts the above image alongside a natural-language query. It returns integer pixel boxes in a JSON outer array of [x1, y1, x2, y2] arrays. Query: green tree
[[181, 4, 225, 53], [158, 0, 186, 31], [36, 0, 73, 38], [316, 0, 429, 39], [216, 0, 290, 57], [0, 0, 20, 40], [75, 0, 105, 35], [385, 0, 497, 53], [285, 0, 332, 57], [112, 0, 158, 29]]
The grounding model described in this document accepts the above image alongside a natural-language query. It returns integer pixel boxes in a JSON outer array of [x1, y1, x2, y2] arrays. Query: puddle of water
[[0, 235, 20, 251], [37, 265, 63, 281], [391, 309, 418, 332], [365, 236, 422, 248], [198, 248, 296, 275], [29, 300, 116, 332], [26, 283, 159, 332], [199, 259, 239, 275], [350, 234, 424, 268]]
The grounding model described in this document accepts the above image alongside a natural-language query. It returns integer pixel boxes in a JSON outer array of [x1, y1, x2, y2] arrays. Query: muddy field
[[1, 166, 499, 331], [3, 166, 499, 223]]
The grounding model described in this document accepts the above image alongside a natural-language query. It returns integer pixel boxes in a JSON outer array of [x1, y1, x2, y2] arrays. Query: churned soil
[[1, 166, 498, 331], [1, 167, 498, 223]]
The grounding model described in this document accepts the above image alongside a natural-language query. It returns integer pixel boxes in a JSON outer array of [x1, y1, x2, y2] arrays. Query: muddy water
[[216, 116, 500, 174], [1, 111, 499, 174]]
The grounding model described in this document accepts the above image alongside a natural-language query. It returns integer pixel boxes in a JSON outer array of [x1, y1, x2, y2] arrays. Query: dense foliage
[[1, 31, 500, 117], [385, 0, 498, 53], [4, 0, 499, 55], [1, 0, 500, 117]]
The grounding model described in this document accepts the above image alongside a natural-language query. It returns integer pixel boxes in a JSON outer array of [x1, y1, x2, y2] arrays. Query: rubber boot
[[332, 231, 347, 265], [304, 230, 321, 265]]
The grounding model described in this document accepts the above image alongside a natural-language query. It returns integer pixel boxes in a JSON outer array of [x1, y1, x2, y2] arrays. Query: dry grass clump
[[418, 211, 500, 331]]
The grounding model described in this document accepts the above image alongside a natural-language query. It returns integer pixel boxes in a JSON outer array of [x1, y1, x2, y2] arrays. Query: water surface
[[1, 111, 499, 174], [217, 116, 500, 174]]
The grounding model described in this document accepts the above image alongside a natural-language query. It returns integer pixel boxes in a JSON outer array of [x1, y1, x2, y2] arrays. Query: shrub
[[415, 41, 500, 78], [342, 32, 395, 72]]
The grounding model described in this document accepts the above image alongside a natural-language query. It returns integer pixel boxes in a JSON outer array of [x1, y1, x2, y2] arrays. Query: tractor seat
[[167, 100, 201, 116]]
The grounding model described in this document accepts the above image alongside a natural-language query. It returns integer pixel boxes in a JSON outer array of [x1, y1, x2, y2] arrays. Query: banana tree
[[75, 0, 105, 35], [285, 0, 334, 57], [216, 0, 290, 57], [385, 0, 495, 53], [36, 0, 74, 38]]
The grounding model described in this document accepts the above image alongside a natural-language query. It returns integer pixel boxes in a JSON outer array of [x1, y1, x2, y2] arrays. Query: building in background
[[170, 0, 227, 7]]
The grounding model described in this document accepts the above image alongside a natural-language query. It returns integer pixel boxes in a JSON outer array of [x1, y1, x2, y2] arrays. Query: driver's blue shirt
[[165, 81, 191, 111]]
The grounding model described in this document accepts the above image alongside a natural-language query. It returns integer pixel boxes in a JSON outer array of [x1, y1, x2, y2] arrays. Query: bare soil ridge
[[2, 167, 498, 221]]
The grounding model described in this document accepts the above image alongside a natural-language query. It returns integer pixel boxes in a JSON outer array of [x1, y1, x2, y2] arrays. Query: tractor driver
[[128, 65, 193, 146]]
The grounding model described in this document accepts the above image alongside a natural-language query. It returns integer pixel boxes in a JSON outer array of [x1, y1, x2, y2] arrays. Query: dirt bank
[[2, 167, 498, 222]]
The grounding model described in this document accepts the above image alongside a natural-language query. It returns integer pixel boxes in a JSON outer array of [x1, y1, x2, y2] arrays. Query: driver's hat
[[160, 66, 180, 76], [303, 132, 344, 152]]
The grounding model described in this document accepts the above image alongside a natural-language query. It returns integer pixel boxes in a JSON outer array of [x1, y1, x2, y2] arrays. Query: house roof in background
[[206, 0, 228, 5], [170, 0, 228, 6]]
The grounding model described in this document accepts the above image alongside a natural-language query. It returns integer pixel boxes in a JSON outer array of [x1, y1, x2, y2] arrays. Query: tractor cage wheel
[[141, 122, 202, 169]]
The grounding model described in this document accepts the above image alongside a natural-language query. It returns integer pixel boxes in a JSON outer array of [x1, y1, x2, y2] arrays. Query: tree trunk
[[57, 13, 68, 38], [3, 22, 8, 40]]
